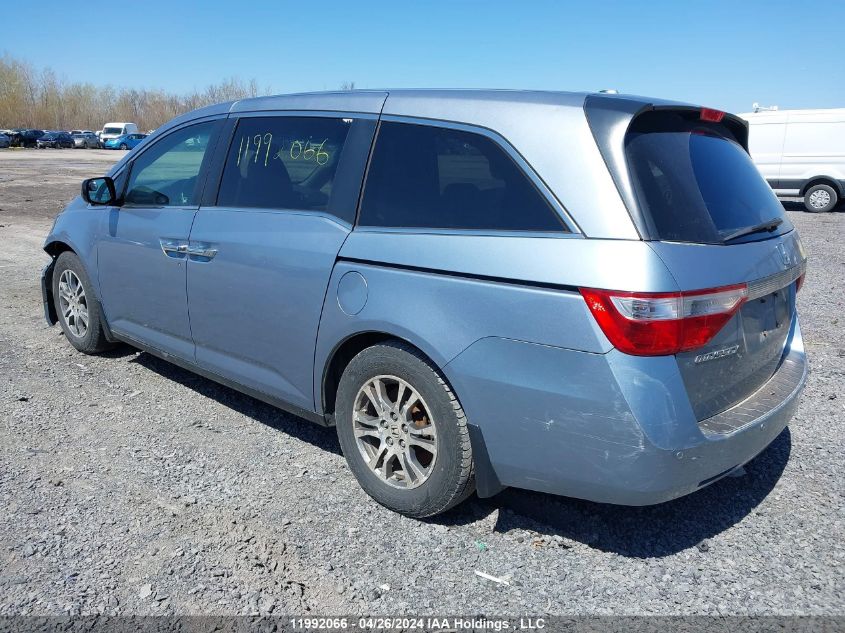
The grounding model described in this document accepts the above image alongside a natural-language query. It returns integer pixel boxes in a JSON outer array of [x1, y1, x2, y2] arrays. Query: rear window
[[358, 122, 565, 232], [625, 111, 790, 244]]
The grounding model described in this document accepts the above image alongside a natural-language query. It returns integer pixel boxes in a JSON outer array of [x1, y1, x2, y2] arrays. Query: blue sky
[[7, 0, 844, 113]]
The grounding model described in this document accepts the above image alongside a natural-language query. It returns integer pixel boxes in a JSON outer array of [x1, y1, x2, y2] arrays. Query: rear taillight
[[795, 272, 805, 293], [580, 284, 748, 356]]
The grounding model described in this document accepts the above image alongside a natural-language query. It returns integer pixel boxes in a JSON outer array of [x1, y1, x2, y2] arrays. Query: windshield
[[625, 111, 790, 244], [103, 127, 122, 135]]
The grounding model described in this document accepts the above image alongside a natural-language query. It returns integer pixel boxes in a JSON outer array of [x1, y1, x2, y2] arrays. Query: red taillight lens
[[580, 284, 748, 356], [795, 272, 805, 293], [700, 107, 726, 122]]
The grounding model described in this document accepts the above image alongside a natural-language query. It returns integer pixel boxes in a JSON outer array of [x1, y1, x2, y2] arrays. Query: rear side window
[[358, 122, 565, 232], [218, 117, 352, 211], [626, 111, 790, 244]]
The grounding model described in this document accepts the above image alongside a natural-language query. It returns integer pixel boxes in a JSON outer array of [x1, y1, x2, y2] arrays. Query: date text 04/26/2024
[[289, 616, 547, 630]]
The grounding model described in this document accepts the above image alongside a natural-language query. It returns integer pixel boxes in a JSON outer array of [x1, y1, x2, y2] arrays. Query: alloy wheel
[[352, 375, 438, 489], [58, 269, 89, 338]]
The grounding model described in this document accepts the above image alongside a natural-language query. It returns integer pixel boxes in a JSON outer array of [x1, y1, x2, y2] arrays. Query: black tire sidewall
[[804, 185, 837, 213], [336, 345, 468, 516], [52, 252, 107, 353]]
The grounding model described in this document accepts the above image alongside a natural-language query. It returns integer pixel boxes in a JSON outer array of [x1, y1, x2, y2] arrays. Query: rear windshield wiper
[[721, 218, 783, 243]]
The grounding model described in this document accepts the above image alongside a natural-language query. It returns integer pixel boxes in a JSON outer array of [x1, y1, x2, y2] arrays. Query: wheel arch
[[319, 329, 505, 498], [42, 240, 115, 341], [321, 331, 417, 417], [44, 238, 76, 259], [801, 177, 844, 197], [41, 240, 78, 325]]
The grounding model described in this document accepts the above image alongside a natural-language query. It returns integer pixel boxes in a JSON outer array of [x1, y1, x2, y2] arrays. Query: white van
[[739, 108, 845, 212], [99, 122, 139, 147]]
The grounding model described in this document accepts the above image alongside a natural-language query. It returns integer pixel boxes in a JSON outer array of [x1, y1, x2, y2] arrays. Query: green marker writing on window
[[238, 134, 332, 167]]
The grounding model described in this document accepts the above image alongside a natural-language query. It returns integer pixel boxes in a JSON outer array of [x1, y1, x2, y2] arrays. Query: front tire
[[53, 252, 113, 354], [119, 143, 128, 150], [335, 342, 475, 518], [804, 184, 838, 212]]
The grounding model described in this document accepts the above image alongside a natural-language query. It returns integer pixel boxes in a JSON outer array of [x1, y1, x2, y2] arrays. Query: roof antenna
[[598, 89, 619, 94]]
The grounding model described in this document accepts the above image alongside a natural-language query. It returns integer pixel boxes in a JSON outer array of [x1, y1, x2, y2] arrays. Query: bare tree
[[0, 53, 272, 131]]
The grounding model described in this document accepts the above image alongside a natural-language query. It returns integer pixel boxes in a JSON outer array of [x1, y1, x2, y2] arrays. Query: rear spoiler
[[583, 94, 749, 240]]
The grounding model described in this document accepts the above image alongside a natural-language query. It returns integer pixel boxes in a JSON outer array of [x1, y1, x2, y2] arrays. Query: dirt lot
[[0, 148, 843, 616]]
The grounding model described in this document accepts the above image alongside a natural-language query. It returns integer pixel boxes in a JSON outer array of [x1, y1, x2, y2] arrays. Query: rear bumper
[[596, 344, 804, 505], [445, 317, 806, 505]]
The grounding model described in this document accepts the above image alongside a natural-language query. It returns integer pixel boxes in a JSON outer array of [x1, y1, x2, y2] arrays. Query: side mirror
[[81, 176, 117, 205]]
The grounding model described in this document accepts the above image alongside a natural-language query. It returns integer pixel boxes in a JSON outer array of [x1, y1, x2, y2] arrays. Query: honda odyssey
[[41, 90, 807, 517]]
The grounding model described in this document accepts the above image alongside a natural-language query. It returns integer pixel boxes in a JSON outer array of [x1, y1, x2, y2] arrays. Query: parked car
[[0, 133, 10, 148], [103, 133, 147, 150], [9, 128, 44, 147], [740, 107, 845, 212], [42, 90, 807, 518], [37, 131, 74, 149], [99, 122, 139, 147], [72, 132, 100, 149]]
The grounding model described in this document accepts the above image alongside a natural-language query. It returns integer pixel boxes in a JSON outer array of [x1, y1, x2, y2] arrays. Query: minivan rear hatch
[[589, 101, 805, 420]]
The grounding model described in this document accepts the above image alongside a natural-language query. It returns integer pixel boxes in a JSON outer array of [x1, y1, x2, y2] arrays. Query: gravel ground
[[0, 148, 843, 617]]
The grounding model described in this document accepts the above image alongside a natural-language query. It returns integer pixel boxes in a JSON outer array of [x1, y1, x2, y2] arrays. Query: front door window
[[124, 122, 215, 207]]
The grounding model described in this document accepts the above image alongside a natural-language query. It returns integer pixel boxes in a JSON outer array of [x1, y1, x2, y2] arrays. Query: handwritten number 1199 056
[[236, 134, 330, 167]]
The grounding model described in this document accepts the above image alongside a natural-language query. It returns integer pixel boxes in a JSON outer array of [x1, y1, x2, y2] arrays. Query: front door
[[97, 120, 219, 359], [187, 115, 375, 410]]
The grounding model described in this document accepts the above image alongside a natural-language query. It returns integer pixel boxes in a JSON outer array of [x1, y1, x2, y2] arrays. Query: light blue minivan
[[42, 90, 807, 517]]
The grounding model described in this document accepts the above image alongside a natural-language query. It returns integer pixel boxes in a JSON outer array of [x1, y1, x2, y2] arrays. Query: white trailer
[[739, 107, 845, 212]]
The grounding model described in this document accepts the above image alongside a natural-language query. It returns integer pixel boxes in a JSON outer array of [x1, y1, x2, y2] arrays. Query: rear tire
[[119, 143, 128, 150], [335, 341, 475, 518], [803, 184, 838, 213], [52, 252, 113, 354]]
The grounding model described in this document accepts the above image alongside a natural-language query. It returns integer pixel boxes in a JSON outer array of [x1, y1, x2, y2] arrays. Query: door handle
[[187, 244, 218, 260], [160, 239, 188, 258]]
